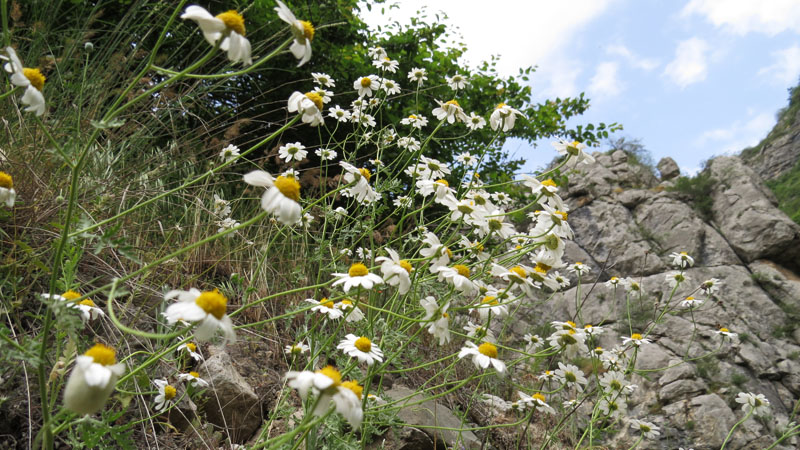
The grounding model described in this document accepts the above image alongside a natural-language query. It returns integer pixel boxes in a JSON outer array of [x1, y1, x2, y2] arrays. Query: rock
[[688, 394, 736, 449], [658, 360, 695, 386], [657, 157, 680, 180], [199, 348, 262, 443], [616, 188, 649, 208], [707, 156, 800, 269], [659, 379, 706, 402], [383, 385, 481, 449], [748, 260, 800, 308], [741, 113, 800, 181], [367, 426, 435, 450]]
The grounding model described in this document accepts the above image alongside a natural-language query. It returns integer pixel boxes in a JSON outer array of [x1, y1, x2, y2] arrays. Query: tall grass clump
[[0, 1, 794, 449]]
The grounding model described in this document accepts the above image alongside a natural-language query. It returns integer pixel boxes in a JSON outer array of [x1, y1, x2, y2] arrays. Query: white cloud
[[362, 0, 615, 80], [663, 38, 710, 88], [693, 112, 775, 154], [588, 62, 623, 99], [606, 44, 659, 71], [758, 45, 800, 85], [682, 0, 800, 36]]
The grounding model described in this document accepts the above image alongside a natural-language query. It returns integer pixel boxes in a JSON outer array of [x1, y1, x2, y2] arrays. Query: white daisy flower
[[604, 276, 622, 289], [331, 263, 383, 292], [373, 57, 399, 72], [420, 296, 451, 345], [407, 67, 427, 85], [458, 341, 506, 374], [628, 419, 660, 439], [315, 147, 337, 161], [0, 171, 16, 207], [153, 379, 177, 412], [464, 321, 496, 343], [552, 139, 595, 165], [436, 264, 477, 296], [679, 296, 703, 308], [285, 342, 310, 356], [569, 261, 591, 276], [471, 295, 509, 321], [328, 105, 351, 122], [489, 102, 524, 132], [56, 290, 104, 322], [735, 392, 770, 416], [554, 362, 588, 391], [456, 152, 477, 167], [432, 99, 468, 124], [351, 110, 377, 128], [219, 144, 241, 163], [523, 333, 543, 354], [163, 288, 236, 344], [212, 193, 231, 217], [665, 270, 689, 288], [278, 142, 308, 163], [393, 195, 412, 208], [285, 366, 363, 427], [243, 170, 302, 225], [337, 334, 384, 366], [217, 217, 240, 234], [397, 136, 421, 151], [2, 46, 46, 116], [178, 371, 209, 388], [400, 113, 428, 129], [368, 46, 387, 59], [181, 6, 252, 66], [63, 344, 126, 415], [516, 392, 555, 414], [288, 92, 324, 126], [669, 251, 695, 268], [312, 72, 335, 87], [354, 74, 380, 97], [716, 326, 738, 341], [335, 299, 365, 322], [701, 278, 722, 295], [177, 341, 203, 361], [305, 297, 343, 320], [621, 333, 651, 347], [274, 0, 315, 66], [376, 248, 413, 294], [465, 112, 487, 130], [446, 74, 468, 90], [339, 162, 379, 203]]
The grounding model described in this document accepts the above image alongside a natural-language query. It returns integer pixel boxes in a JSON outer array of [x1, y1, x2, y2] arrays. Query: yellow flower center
[[186, 342, 197, 352], [686, 296, 695, 301], [442, 312, 449, 318], [535, 262, 552, 273], [680, 251, 688, 256], [215, 10, 246, 36], [358, 168, 371, 182], [555, 210, 568, 221], [510, 266, 527, 279], [23, 68, 45, 91], [631, 333, 643, 340], [360, 77, 373, 88], [62, 290, 82, 301], [84, 343, 116, 366], [300, 20, 315, 40], [408, 114, 417, 120], [320, 297, 334, 308], [340, 299, 353, 307], [496, 102, 506, 109], [610, 276, 619, 282], [566, 141, 581, 155], [0, 172, 13, 189], [194, 289, 228, 320], [78, 299, 97, 307], [290, 345, 302, 354], [445, 99, 460, 107], [341, 380, 363, 399], [533, 393, 546, 402], [399, 260, 413, 273], [348, 263, 369, 277], [304, 92, 323, 110], [189, 371, 200, 378], [719, 327, 729, 333], [274, 175, 300, 201], [354, 336, 372, 352], [566, 321, 577, 329], [541, 179, 557, 188], [481, 296, 499, 306], [478, 342, 498, 358], [434, 179, 449, 187], [164, 384, 177, 400], [316, 366, 342, 388], [444, 247, 453, 259], [453, 264, 470, 278]]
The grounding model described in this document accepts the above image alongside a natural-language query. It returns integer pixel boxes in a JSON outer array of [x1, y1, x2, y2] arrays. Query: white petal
[[244, 170, 275, 187]]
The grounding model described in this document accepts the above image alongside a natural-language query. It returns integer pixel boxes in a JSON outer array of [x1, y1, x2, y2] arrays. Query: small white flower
[[181, 6, 252, 65], [458, 341, 506, 374], [628, 419, 660, 439], [666, 270, 689, 288], [285, 342, 310, 356], [178, 371, 209, 388], [456, 152, 477, 167], [368, 46, 387, 59], [2, 46, 46, 116], [554, 362, 588, 391], [621, 333, 651, 347], [464, 321, 496, 343], [177, 341, 203, 361], [465, 112, 487, 130], [489, 103, 524, 132], [337, 334, 384, 366], [217, 216, 240, 234], [680, 296, 703, 308], [331, 263, 383, 292], [219, 144, 241, 163], [669, 251, 695, 268], [278, 142, 308, 163], [163, 288, 236, 343], [305, 297, 343, 319], [376, 248, 413, 294], [407, 67, 427, 85], [153, 379, 177, 412], [552, 139, 595, 165], [213, 193, 231, 217], [569, 262, 591, 276], [735, 392, 770, 416], [420, 296, 451, 345], [243, 170, 302, 225], [288, 92, 324, 126], [312, 72, 335, 87], [63, 344, 126, 415], [604, 276, 622, 289], [354, 75, 380, 97], [516, 391, 555, 414], [432, 99, 468, 124], [373, 57, 399, 72], [446, 74, 468, 90], [716, 326, 738, 341], [274, 0, 314, 66], [335, 299, 365, 322], [0, 171, 16, 207], [285, 367, 363, 427], [328, 105, 351, 122], [397, 136, 421, 151]]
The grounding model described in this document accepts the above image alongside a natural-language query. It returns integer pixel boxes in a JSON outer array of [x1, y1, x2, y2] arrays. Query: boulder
[[657, 157, 680, 180]]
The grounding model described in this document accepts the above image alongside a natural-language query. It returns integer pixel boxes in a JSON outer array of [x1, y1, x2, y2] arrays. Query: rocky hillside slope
[[525, 149, 800, 449]]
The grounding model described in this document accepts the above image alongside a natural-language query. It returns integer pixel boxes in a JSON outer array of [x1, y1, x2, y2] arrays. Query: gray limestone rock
[[657, 157, 680, 180], [199, 348, 262, 443]]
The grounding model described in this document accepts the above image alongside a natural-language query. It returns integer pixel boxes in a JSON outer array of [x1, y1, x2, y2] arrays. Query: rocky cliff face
[[741, 85, 800, 181], [524, 150, 800, 449]]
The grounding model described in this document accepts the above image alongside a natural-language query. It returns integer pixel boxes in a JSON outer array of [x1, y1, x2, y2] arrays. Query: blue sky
[[363, 0, 800, 175]]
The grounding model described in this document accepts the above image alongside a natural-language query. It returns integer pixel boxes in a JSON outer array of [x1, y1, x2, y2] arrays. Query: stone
[[616, 188, 649, 208], [199, 348, 262, 443], [658, 379, 706, 402], [657, 157, 680, 180], [688, 394, 736, 449], [748, 260, 800, 308], [707, 156, 800, 270], [367, 426, 435, 450], [741, 116, 800, 181], [383, 385, 481, 449]]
